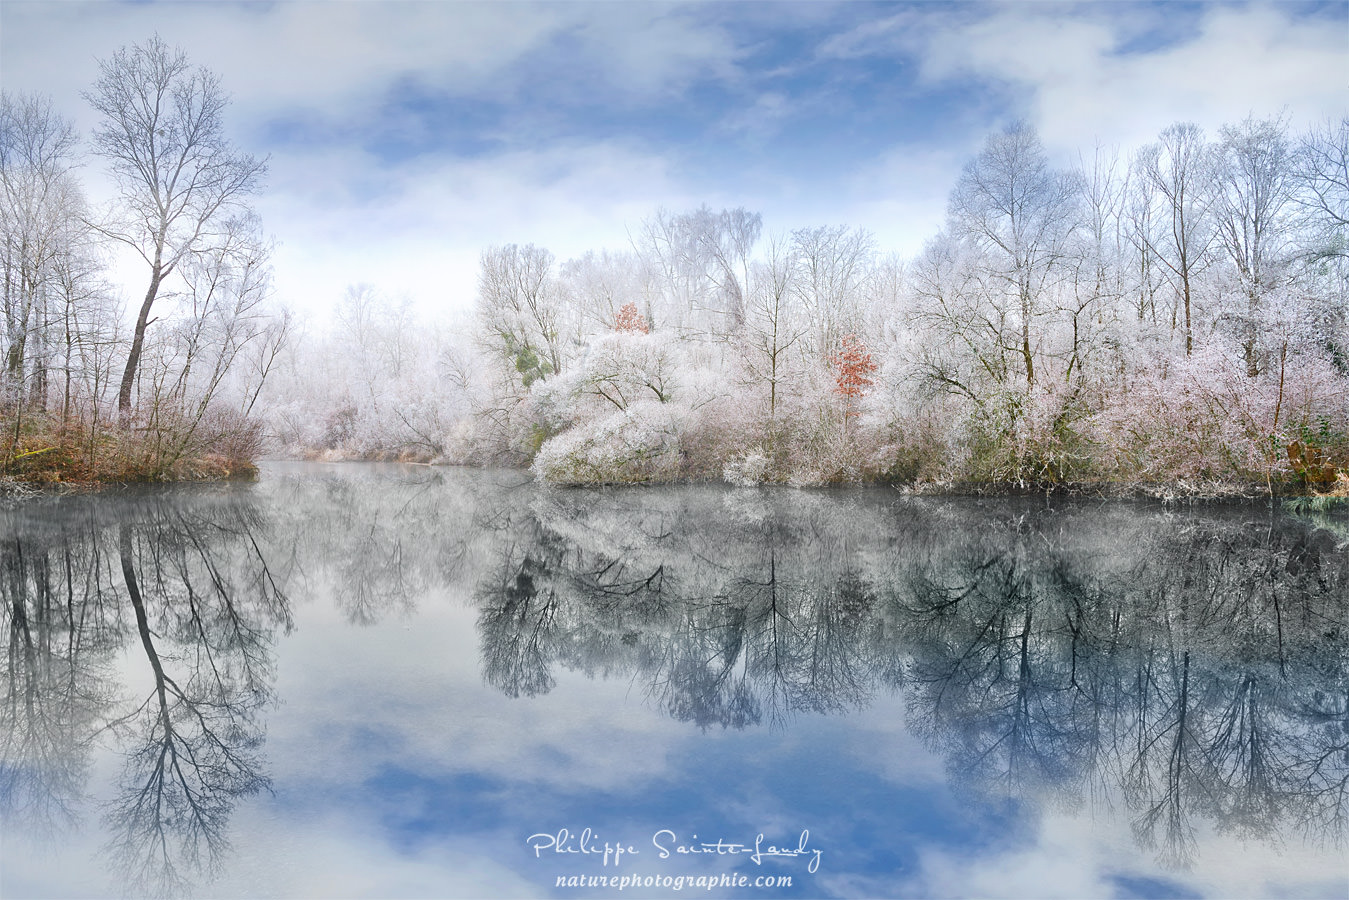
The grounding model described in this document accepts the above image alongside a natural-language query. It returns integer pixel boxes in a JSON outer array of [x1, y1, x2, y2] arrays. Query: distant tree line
[[277, 114, 1348, 492]]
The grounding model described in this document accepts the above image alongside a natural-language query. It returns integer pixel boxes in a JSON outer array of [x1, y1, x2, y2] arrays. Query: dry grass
[[0, 408, 261, 486]]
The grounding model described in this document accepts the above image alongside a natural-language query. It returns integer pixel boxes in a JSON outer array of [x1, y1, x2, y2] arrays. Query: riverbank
[[270, 445, 1349, 504], [0, 412, 261, 490], [8, 418, 1347, 506]]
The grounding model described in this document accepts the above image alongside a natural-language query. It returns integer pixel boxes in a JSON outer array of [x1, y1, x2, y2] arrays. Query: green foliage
[[501, 333, 553, 388], [964, 390, 1092, 487], [1295, 415, 1347, 448], [524, 422, 554, 460]]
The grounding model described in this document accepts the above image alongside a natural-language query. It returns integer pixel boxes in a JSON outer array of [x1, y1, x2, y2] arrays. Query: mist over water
[[2, 462, 1346, 898]]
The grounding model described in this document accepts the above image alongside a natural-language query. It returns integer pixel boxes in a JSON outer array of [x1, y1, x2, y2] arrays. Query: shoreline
[[11, 458, 1344, 510]]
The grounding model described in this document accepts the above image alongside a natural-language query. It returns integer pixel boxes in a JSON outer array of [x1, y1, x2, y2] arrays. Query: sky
[[1, 1, 1346, 325]]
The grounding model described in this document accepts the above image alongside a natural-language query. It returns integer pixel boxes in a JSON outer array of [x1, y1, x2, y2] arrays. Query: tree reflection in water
[[0, 489, 291, 897], [474, 491, 1349, 868], [2, 473, 1346, 892]]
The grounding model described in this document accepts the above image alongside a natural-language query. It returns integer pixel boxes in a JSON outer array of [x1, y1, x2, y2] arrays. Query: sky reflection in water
[[1, 462, 1346, 899]]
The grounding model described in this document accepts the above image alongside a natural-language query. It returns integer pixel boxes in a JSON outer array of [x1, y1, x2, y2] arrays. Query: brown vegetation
[[0, 408, 261, 488]]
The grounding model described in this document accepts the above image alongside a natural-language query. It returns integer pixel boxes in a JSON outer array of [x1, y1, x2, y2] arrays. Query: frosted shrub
[[964, 379, 1092, 486], [764, 365, 874, 484], [532, 400, 683, 484], [723, 446, 770, 487], [526, 331, 693, 480], [1088, 342, 1349, 486], [576, 331, 679, 409], [678, 387, 765, 479], [528, 367, 586, 433]]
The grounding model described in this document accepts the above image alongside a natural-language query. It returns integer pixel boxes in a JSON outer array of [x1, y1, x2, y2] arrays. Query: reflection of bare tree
[[474, 492, 887, 729], [476, 519, 564, 698], [106, 501, 288, 896], [904, 547, 1089, 806], [0, 489, 293, 898], [1127, 647, 1203, 868], [893, 509, 1349, 869], [0, 518, 122, 839]]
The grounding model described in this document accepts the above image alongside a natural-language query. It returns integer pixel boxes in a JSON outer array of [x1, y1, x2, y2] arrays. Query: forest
[[4, 36, 1348, 494]]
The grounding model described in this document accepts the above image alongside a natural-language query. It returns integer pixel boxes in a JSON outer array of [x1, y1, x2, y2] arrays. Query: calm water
[[2, 462, 1347, 899]]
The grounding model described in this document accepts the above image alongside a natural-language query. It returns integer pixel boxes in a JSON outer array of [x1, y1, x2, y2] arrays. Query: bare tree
[[947, 121, 1079, 386], [635, 206, 761, 338], [910, 229, 1010, 401], [791, 224, 875, 360], [1210, 115, 1296, 375], [1122, 163, 1166, 327], [85, 35, 266, 415], [1065, 142, 1128, 380], [741, 233, 806, 420], [557, 249, 651, 335], [1137, 123, 1214, 356], [0, 92, 84, 410], [1292, 117, 1349, 259]]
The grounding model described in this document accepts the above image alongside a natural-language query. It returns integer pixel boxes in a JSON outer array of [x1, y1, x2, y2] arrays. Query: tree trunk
[[1182, 274, 1193, 357], [118, 267, 162, 415]]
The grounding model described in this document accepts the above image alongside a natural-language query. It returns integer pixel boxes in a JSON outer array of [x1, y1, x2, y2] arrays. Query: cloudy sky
[[2, 1, 1345, 322]]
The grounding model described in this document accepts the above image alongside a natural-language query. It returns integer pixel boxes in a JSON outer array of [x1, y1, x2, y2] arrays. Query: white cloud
[[0, 1, 745, 132], [893, 807, 1349, 900], [5, 1, 1342, 332], [214, 810, 548, 899], [916, 4, 1347, 161], [0, 2, 747, 323], [567, 3, 744, 99], [268, 593, 693, 793], [813, 144, 969, 260], [256, 138, 695, 319]]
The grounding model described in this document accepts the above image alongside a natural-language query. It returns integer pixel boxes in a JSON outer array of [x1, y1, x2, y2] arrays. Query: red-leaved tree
[[614, 302, 649, 334], [830, 334, 877, 406]]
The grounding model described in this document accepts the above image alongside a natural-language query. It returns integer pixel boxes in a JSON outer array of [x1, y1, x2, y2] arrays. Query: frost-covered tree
[[0, 91, 114, 415], [792, 225, 874, 360], [947, 121, 1080, 386], [1293, 117, 1349, 259], [86, 35, 266, 414], [636, 206, 761, 338], [740, 234, 806, 420], [1136, 123, 1214, 356], [1210, 115, 1297, 375], [476, 243, 563, 388]]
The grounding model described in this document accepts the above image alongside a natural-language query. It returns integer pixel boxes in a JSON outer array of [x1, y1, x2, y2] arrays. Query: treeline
[[277, 115, 1349, 493], [0, 37, 287, 485]]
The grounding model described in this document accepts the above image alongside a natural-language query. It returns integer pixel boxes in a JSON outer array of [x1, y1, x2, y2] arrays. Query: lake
[[2, 462, 1347, 899]]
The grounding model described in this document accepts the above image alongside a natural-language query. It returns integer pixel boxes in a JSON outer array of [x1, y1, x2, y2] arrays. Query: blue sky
[[2, 1, 1346, 322]]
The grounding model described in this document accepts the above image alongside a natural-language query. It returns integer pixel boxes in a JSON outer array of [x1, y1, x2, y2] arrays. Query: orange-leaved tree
[[830, 334, 877, 412], [614, 302, 649, 334]]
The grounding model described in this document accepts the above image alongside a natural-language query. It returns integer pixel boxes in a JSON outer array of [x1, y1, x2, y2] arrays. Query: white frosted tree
[[946, 121, 1080, 387], [1210, 115, 1297, 375], [1136, 122, 1214, 357], [86, 35, 266, 414]]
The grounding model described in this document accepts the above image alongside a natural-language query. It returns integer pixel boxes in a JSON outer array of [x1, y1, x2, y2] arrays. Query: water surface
[[2, 462, 1347, 898]]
